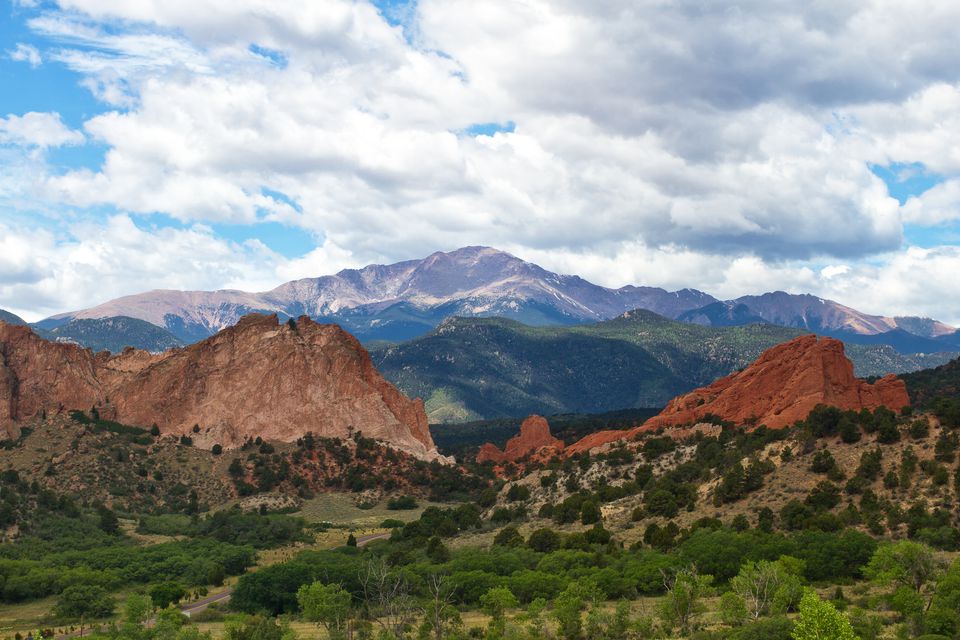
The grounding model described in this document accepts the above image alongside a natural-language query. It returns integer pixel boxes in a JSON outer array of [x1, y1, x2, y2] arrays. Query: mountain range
[[370, 311, 957, 423], [19, 246, 957, 353]]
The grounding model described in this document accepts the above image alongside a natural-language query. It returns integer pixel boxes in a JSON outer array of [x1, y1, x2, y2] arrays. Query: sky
[[1, 1, 960, 325]]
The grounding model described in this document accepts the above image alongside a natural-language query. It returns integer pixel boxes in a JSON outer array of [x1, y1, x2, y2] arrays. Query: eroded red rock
[[476, 414, 564, 464], [0, 315, 448, 462], [563, 335, 910, 454], [644, 335, 909, 430]]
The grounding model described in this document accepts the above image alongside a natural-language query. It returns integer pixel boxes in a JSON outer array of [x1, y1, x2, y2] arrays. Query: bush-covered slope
[[901, 356, 960, 407]]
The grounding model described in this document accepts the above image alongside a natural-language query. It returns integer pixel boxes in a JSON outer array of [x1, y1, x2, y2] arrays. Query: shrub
[[493, 526, 524, 548], [506, 484, 531, 502], [810, 450, 837, 473], [386, 495, 418, 510], [909, 419, 930, 440], [54, 585, 114, 620], [527, 528, 562, 553]]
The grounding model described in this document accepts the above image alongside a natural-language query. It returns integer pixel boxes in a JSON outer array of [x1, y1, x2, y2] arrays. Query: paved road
[[55, 530, 393, 637], [355, 531, 390, 546], [180, 588, 233, 617]]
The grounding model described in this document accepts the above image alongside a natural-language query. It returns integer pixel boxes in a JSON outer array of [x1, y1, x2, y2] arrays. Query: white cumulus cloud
[[0, 0, 958, 324], [0, 112, 84, 148]]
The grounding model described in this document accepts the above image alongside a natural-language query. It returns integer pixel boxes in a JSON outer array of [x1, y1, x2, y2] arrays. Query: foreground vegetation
[[3, 377, 960, 638]]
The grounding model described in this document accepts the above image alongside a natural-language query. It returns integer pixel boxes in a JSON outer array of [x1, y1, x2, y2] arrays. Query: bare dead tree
[[420, 573, 460, 640], [361, 558, 416, 637]]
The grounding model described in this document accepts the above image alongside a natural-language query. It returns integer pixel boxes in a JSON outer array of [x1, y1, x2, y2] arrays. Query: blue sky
[[1, 0, 960, 323]]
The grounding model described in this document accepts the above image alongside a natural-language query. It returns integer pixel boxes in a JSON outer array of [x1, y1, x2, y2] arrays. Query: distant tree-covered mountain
[[34, 316, 185, 353], [900, 356, 960, 408], [372, 310, 958, 423], [0, 309, 27, 326]]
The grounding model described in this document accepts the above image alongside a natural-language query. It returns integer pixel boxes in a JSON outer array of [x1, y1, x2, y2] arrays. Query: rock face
[[0, 316, 449, 462], [644, 335, 910, 430], [476, 415, 564, 464]]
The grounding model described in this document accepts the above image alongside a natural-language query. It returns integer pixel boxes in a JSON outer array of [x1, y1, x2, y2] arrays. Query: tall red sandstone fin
[[645, 335, 909, 430], [563, 334, 910, 454], [476, 414, 564, 464], [0, 315, 450, 463]]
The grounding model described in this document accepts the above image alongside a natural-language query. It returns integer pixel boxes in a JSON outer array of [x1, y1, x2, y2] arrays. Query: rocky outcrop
[[476, 415, 564, 464], [644, 335, 910, 430], [0, 322, 108, 440], [0, 316, 449, 462]]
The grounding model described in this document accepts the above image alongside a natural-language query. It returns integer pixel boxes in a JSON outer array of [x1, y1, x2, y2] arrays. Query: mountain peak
[[42, 247, 717, 345]]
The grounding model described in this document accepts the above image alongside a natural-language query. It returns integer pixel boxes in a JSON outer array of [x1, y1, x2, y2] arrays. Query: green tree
[[552, 582, 600, 640], [224, 613, 295, 640], [54, 584, 115, 620], [719, 591, 748, 627], [757, 507, 776, 532], [418, 574, 461, 640], [492, 526, 524, 548], [122, 593, 153, 630], [297, 582, 352, 640], [659, 566, 713, 635], [149, 582, 187, 609], [426, 536, 450, 562], [790, 589, 857, 640], [863, 540, 945, 594], [97, 504, 120, 535], [731, 559, 802, 620], [527, 528, 561, 553], [580, 499, 601, 525], [480, 586, 518, 638]]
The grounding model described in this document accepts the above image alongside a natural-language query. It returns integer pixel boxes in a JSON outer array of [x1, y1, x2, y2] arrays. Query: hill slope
[[0, 309, 27, 325], [373, 311, 956, 422], [900, 356, 960, 407]]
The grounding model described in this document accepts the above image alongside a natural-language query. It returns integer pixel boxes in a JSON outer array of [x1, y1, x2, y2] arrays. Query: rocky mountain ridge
[[679, 292, 957, 344], [0, 315, 448, 462], [643, 335, 910, 430], [31, 247, 953, 350], [39, 247, 716, 344]]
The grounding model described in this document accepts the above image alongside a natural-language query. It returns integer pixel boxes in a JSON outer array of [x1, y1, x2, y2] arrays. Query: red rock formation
[[563, 427, 645, 456], [562, 335, 910, 454], [0, 315, 449, 462], [476, 415, 564, 463], [645, 335, 909, 430]]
